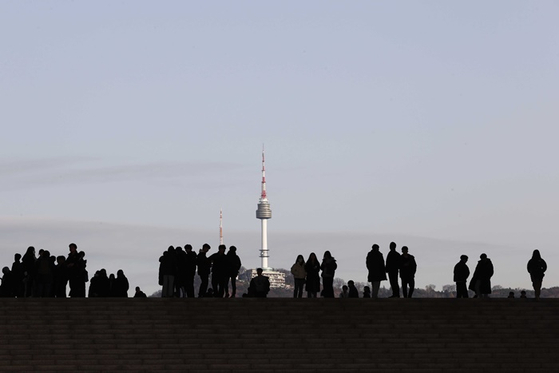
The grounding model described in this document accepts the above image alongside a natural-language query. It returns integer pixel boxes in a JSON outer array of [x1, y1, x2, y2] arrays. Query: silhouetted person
[[113, 269, 129, 297], [348, 280, 359, 298], [88, 270, 100, 297], [0, 267, 14, 297], [508, 291, 515, 298], [210, 244, 228, 297], [35, 250, 54, 297], [11, 253, 24, 298], [320, 251, 337, 298], [94, 269, 110, 297], [366, 244, 387, 298], [159, 246, 177, 298], [339, 285, 349, 298], [469, 253, 493, 298], [453, 255, 470, 298], [108, 273, 116, 296], [134, 286, 147, 298], [22, 246, 36, 297], [385, 242, 401, 298], [363, 286, 371, 298], [197, 244, 211, 297], [520, 290, 527, 298], [400, 246, 416, 298], [53, 256, 68, 298], [305, 252, 320, 298], [226, 246, 242, 298], [184, 244, 197, 298], [248, 268, 270, 298], [291, 254, 306, 298], [66, 244, 87, 298], [174, 245, 187, 297], [527, 249, 547, 300]]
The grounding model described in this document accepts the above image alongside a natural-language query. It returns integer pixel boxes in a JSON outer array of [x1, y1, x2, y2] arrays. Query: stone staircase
[[0, 298, 557, 372]]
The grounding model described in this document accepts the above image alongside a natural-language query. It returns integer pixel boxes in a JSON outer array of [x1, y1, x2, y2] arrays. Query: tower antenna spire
[[260, 145, 267, 200], [219, 208, 223, 245], [256, 145, 272, 269]]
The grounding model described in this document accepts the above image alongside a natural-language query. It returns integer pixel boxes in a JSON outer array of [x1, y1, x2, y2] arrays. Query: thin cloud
[[0, 157, 245, 190]]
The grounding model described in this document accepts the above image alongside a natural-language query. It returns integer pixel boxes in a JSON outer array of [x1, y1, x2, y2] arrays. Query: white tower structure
[[255, 147, 272, 269]]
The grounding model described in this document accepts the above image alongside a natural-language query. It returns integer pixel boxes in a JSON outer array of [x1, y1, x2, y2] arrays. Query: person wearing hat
[[454, 255, 470, 298]]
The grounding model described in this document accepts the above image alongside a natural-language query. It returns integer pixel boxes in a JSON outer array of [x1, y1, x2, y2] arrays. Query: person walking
[[527, 249, 547, 300]]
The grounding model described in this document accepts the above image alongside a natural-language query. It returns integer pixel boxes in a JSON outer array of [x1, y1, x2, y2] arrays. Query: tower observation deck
[[256, 148, 272, 269]]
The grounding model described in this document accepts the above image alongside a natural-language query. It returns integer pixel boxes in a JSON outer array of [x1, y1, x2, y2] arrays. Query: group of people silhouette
[[0, 241, 549, 299], [290, 251, 338, 298], [0, 243, 144, 298], [453, 249, 547, 299], [158, 243, 242, 298], [291, 242, 417, 298], [289, 244, 417, 299], [291, 242, 547, 299]]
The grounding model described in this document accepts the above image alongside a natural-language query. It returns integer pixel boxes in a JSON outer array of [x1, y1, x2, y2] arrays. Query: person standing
[[11, 254, 25, 298], [209, 245, 228, 297], [469, 253, 494, 298], [66, 244, 87, 298], [400, 246, 417, 298], [226, 246, 242, 298], [22, 246, 37, 297], [197, 244, 211, 297], [320, 251, 337, 298], [113, 269, 129, 297], [184, 244, 197, 298], [527, 249, 547, 300], [385, 242, 401, 298], [366, 244, 387, 298], [290, 255, 306, 298], [304, 253, 320, 298], [158, 246, 176, 298], [453, 255, 470, 298]]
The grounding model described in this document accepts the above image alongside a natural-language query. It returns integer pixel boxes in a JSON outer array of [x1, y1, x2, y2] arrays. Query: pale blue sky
[[1, 2, 558, 295]]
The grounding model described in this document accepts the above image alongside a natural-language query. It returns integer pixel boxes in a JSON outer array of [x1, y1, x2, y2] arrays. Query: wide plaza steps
[[0, 298, 557, 372]]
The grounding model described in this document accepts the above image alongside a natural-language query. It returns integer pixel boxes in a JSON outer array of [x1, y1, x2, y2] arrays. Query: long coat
[[366, 249, 387, 282], [469, 258, 494, 294], [304, 260, 320, 293]]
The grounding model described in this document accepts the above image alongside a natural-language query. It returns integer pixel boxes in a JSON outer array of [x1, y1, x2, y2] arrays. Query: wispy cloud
[[0, 157, 245, 190]]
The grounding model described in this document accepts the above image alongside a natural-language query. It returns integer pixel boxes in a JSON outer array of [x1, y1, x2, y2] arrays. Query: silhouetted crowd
[[291, 242, 547, 299], [0, 240, 549, 299], [158, 244, 242, 298], [0, 243, 137, 298], [290, 251, 338, 298]]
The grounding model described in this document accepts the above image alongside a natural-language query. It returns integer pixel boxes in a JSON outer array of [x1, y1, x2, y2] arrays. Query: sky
[[1, 1, 558, 296]]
